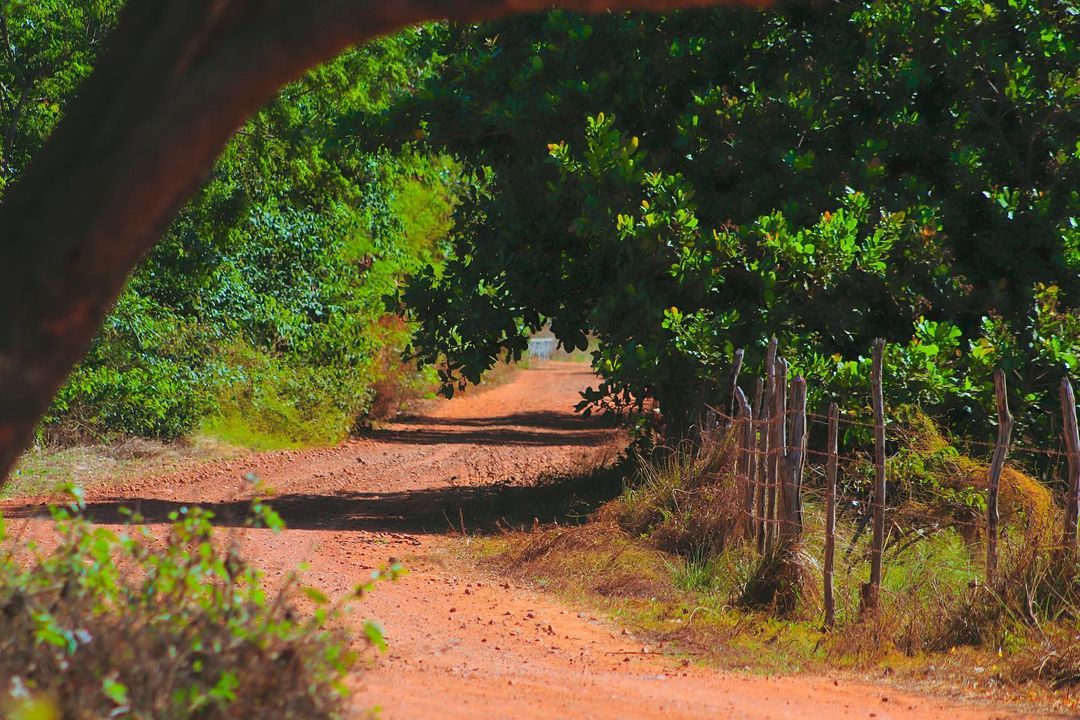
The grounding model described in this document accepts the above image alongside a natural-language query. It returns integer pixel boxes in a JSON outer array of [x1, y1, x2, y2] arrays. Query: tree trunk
[[655, 377, 706, 443], [0, 0, 758, 483]]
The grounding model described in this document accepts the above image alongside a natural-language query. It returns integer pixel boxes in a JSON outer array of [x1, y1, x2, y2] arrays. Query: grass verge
[[469, 418, 1079, 716], [6, 435, 248, 500], [477, 522, 1075, 714]]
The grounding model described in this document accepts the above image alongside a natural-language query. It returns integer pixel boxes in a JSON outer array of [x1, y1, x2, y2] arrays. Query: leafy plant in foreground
[[0, 486, 400, 719]]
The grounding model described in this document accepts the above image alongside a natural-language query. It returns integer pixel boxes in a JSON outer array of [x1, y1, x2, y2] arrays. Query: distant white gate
[[527, 336, 556, 360]]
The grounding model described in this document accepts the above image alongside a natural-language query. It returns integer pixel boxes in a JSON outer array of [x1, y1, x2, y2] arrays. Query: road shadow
[[364, 411, 617, 448], [2, 462, 628, 536]]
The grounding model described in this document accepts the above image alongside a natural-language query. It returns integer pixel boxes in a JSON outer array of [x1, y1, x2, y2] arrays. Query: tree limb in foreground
[[0, 0, 765, 482]]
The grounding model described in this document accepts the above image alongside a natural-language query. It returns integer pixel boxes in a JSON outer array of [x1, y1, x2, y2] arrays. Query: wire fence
[[702, 338, 1080, 622]]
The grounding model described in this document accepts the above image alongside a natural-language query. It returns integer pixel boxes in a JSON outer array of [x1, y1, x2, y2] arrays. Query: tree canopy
[[0, 0, 1077, 480], [376, 1, 1080, 438], [0, 0, 759, 482]]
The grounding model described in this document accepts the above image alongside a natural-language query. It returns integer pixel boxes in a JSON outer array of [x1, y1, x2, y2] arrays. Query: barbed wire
[[673, 414, 1074, 539], [704, 406, 1074, 460], [670, 468, 1032, 535], [690, 367, 1080, 620]]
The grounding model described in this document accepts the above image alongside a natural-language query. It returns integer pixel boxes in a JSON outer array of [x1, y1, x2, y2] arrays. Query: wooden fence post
[[779, 375, 806, 544], [767, 355, 787, 555], [1061, 376, 1080, 553], [735, 386, 754, 539], [862, 338, 886, 614], [823, 402, 839, 630], [752, 376, 765, 552], [986, 369, 1013, 584], [761, 339, 778, 555]]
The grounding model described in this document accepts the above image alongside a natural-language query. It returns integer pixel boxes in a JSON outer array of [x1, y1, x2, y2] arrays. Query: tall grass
[[613, 432, 742, 557], [600, 419, 1080, 686]]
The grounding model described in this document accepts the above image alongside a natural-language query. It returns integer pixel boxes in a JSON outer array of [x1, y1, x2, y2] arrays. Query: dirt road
[[2, 364, 1051, 719]]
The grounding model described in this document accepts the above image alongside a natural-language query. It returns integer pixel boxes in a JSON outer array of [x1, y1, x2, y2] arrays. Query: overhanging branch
[[0, 0, 764, 482]]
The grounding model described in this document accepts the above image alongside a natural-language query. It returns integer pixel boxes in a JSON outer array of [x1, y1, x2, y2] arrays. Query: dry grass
[[7, 434, 247, 499], [886, 406, 1055, 539], [486, 521, 676, 600], [739, 542, 819, 616], [606, 430, 743, 556], [472, 413, 1080, 713], [1012, 626, 1080, 689]]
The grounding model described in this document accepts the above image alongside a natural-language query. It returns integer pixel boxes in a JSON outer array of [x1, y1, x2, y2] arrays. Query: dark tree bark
[[0, 0, 761, 482]]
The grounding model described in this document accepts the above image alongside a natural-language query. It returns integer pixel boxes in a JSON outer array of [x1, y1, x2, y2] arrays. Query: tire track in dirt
[[1, 363, 1052, 719]]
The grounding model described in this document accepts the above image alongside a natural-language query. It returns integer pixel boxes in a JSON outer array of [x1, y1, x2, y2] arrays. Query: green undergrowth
[[0, 486, 399, 719], [10, 356, 528, 500], [15, 18, 461, 451]]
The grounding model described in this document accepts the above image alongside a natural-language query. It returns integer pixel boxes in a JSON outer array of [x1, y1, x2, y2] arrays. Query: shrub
[[0, 487, 397, 719], [42, 292, 220, 442], [882, 406, 1054, 538], [202, 342, 361, 450]]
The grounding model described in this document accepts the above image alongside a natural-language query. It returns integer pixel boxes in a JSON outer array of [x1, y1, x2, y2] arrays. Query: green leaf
[[363, 621, 388, 652], [302, 586, 330, 605], [102, 678, 129, 706]]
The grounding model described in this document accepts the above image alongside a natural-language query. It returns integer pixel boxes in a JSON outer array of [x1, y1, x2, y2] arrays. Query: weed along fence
[[714, 337, 1080, 627]]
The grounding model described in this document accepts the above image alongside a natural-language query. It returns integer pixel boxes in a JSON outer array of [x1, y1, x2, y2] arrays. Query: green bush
[[202, 342, 368, 450], [0, 487, 399, 719], [42, 293, 220, 442]]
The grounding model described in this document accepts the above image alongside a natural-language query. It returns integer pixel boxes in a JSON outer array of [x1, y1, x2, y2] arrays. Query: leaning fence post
[[780, 375, 806, 544], [986, 369, 1013, 584], [823, 402, 839, 630], [862, 338, 886, 614], [1061, 376, 1080, 553], [735, 386, 754, 538], [729, 348, 745, 417]]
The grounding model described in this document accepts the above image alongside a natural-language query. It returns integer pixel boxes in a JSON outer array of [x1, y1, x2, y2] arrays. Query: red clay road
[[2, 363, 1053, 719]]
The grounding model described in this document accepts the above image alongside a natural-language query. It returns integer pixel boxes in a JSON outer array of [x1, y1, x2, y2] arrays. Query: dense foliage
[[0, 0, 119, 189], [377, 1, 1080, 440], [1, 2, 457, 446], [5, 0, 1080, 450]]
